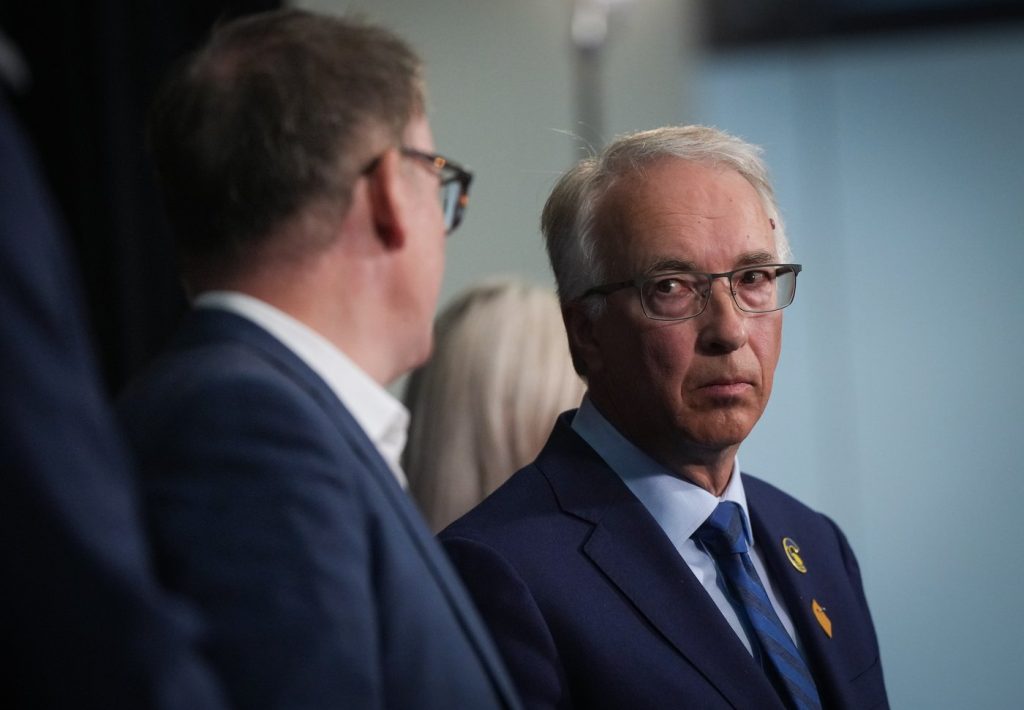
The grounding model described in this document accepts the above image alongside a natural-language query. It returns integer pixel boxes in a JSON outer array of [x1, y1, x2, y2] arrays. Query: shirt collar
[[194, 291, 409, 487], [571, 396, 753, 549]]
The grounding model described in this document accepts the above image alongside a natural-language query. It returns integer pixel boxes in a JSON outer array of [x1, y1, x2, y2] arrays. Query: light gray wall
[[299, 2, 1024, 706]]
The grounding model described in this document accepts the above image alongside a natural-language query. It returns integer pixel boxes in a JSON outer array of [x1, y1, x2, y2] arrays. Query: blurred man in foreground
[[1, 59, 225, 710], [119, 10, 518, 709], [441, 126, 888, 709]]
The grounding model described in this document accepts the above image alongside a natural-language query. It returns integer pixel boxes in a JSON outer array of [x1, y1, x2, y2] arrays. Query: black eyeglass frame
[[361, 146, 473, 234], [580, 263, 803, 322]]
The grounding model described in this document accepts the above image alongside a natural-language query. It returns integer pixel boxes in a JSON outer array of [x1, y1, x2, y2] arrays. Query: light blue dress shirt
[[571, 396, 801, 655]]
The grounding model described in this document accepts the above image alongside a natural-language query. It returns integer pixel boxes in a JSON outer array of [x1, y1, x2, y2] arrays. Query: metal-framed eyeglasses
[[363, 146, 473, 235], [580, 263, 803, 322]]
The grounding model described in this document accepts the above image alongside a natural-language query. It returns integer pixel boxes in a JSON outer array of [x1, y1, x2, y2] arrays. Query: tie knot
[[693, 501, 748, 556]]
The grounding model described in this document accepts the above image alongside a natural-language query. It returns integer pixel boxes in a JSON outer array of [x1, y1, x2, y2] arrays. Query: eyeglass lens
[[640, 265, 798, 320], [440, 181, 461, 232]]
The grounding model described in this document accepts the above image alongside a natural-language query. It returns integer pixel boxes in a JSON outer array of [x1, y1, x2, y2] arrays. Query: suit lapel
[[537, 418, 785, 710], [178, 310, 520, 709], [746, 476, 864, 707]]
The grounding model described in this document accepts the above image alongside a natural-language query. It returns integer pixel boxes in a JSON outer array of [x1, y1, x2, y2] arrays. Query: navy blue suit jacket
[[118, 308, 521, 710], [1, 96, 224, 707], [441, 413, 888, 709]]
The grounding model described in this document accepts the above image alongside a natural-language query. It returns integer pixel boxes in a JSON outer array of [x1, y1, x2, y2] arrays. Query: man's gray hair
[[542, 125, 791, 310]]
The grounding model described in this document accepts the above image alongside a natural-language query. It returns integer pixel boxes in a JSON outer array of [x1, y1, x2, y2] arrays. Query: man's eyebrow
[[735, 250, 776, 267], [643, 250, 776, 275], [645, 258, 697, 274]]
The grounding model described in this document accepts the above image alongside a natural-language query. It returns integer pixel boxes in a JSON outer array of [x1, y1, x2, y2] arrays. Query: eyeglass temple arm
[[581, 280, 634, 299]]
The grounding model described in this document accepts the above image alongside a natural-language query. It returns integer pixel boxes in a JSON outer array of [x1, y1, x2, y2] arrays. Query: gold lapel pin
[[812, 599, 832, 638], [782, 537, 807, 573]]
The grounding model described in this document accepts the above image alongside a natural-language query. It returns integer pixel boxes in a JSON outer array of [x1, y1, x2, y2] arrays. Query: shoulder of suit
[[440, 462, 552, 538], [118, 312, 341, 437]]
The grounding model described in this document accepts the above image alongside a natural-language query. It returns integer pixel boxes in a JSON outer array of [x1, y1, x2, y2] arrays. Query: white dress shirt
[[194, 291, 409, 487], [571, 396, 800, 655]]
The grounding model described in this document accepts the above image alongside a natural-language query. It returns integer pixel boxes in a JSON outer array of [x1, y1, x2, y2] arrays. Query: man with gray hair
[[119, 9, 518, 709], [441, 125, 888, 709]]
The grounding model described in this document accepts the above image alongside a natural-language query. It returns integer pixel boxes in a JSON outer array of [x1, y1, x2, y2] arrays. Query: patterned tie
[[693, 502, 822, 710]]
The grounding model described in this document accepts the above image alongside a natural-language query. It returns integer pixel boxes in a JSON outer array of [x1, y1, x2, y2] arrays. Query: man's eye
[[650, 277, 701, 299], [737, 269, 771, 286], [653, 278, 685, 295]]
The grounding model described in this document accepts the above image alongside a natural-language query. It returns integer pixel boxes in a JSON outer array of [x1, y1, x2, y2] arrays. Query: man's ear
[[365, 148, 407, 250], [563, 301, 603, 378]]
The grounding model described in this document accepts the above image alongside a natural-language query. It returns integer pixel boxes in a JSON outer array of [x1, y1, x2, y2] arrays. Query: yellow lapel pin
[[812, 599, 832, 638], [782, 537, 807, 573]]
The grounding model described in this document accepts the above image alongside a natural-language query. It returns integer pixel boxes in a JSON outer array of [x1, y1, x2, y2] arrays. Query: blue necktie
[[693, 502, 822, 710]]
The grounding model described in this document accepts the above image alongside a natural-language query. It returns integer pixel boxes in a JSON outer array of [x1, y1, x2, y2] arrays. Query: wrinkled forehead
[[593, 159, 776, 275]]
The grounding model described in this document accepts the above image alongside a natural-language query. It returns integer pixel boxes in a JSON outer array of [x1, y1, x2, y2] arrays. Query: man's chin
[[675, 409, 761, 451]]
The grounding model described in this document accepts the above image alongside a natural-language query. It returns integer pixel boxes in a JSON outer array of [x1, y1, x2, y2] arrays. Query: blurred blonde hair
[[403, 279, 586, 532]]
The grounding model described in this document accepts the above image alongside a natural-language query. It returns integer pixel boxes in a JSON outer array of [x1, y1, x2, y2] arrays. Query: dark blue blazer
[[441, 413, 888, 709], [118, 308, 521, 710], [1, 97, 224, 707]]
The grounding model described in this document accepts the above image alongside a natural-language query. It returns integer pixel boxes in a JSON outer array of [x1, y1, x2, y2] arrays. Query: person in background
[[403, 279, 585, 532], [441, 125, 888, 709], [118, 10, 519, 709], [0, 36, 225, 709]]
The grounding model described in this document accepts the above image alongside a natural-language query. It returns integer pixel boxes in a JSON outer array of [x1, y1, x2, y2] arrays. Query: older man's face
[[577, 158, 783, 464]]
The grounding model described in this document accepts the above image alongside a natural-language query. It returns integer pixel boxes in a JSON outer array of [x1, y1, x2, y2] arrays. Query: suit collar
[[192, 294, 410, 482], [175, 308, 521, 709], [536, 414, 785, 709], [571, 397, 757, 553]]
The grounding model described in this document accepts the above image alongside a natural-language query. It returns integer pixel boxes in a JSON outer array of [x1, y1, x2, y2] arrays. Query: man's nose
[[696, 277, 748, 353]]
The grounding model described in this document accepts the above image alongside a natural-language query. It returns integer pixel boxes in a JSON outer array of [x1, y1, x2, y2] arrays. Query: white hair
[[402, 279, 586, 532], [542, 125, 792, 312]]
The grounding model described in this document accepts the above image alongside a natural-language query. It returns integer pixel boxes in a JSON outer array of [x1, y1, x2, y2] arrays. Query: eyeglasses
[[399, 147, 473, 234], [361, 146, 473, 235], [581, 263, 802, 322]]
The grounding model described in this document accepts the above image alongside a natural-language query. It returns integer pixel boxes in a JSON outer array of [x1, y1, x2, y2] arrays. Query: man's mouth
[[696, 379, 753, 397]]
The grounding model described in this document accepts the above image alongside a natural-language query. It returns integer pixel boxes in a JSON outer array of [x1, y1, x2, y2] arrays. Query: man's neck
[[588, 393, 737, 496], [205, 261, 405, 387]]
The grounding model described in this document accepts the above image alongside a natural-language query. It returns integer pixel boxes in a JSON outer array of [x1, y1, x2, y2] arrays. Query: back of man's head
[[149, 9, 423, 284]]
